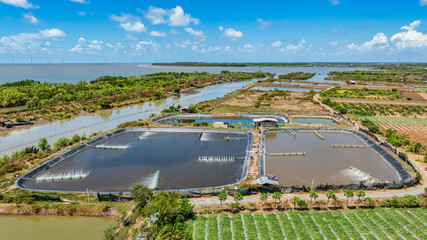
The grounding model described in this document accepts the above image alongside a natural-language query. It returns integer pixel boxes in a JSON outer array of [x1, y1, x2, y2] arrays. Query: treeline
[[322, 101, 425, 117], [0, 71, 270, 109], [153, 62, 427, 68], [326, 69, 427, 83], [277, 72, 315, 80]]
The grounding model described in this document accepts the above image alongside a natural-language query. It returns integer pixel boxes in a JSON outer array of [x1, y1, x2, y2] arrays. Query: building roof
[[253, 118, 278, 123], [252, 175, 280, 185]]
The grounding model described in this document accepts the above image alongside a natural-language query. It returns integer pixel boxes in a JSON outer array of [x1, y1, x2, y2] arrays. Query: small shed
[[252, 175, 280, 186], [348, 80, 356, 84], [253, 118, 278, 128], [180, 107, 191, 113]]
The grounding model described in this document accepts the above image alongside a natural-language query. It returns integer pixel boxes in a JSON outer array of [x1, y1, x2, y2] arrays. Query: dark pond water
[[21, 131, 250, 192], [264, 131, 400, 186], [293, 118, 337, 125]]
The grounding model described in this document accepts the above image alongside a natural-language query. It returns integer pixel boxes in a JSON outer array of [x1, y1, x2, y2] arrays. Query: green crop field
[[189, 208, 427, 240], [361, 116, 427, 127], [420, 88, 427, 93]]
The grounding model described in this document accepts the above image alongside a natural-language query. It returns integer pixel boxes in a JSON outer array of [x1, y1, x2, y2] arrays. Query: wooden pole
[[87, 188, 90, 202]]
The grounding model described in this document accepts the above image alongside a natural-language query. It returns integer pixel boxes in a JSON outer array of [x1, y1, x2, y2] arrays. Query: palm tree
[[356, 190, 365, 207], [218, 193, 228, 210], [272, 192, 282, 206], [326, 190, 336, 209], [309, 190, 318, 209], [260, 193, 268, 204], [344, 190, 354, 208], [292, 196, 300, 210], [233, 192, 243, 205]]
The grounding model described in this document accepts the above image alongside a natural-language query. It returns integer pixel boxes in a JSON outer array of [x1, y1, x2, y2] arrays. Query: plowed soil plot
[[362, 116, 427, 145], [402, 92, 427, 101], [264, 131, 400, 186], [19, 130, 250, 192]]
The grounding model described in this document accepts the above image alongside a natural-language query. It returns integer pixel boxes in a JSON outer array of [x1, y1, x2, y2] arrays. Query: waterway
[[0, 65, 361, 156], [0, 215, 111, 240]]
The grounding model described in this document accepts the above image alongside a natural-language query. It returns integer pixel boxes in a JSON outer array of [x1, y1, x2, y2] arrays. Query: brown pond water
[[264, 132, 400, 186], [0, 215, 111, 240], [20, 131, 250, 192]]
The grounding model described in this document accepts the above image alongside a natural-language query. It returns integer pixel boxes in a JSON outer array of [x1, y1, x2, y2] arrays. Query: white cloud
[[120, 22, 146, 32], [174, 40, 197, 48], [78, 11, 87, 16], [421, 0, 427, 6], [40, 28, 66, 37], [271, 40, 282, 48], [0, 28, 65, 53], [23, 12, 39, 24], [125, 34, 137, 41], [170, 29, 180, 35], [207, 46, 221, 52], [110, 13, 146, 32], [224, 46, 231, 52], [70, 0, 89, 3], [219, 26, 243, 39], [150, 31, 166, 37], [70, 37, 104, 54], [329, 41, 339, 47], [184, 27, 206, 40], [391, 20, 427, 49], [329, 0, 340, 5], [348, 33, 388, 51], [257, 18, 272, 29], [144, 6, 199, 27], [134, 40, 159, 52], [286, 39, 306, 50], [0, 0, 37, 9]]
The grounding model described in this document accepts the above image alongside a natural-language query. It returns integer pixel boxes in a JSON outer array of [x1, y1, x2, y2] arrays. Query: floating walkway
[[349, 166, 379, 183], [333, 144, 365, 148], [95, 145, 128, 150], [267, 152, 306, 156], [314, 131, 324, 140], [35, 170, 88, 182], [198, 156, 235, 162]]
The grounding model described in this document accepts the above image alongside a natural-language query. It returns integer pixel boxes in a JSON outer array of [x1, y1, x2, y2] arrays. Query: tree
[[98, 97, 112, 109], [260, 193, 268, 203], [233, 192, 243, 205], [408, 141, 425, 154], [344, 190, 354, 208], [131, 184, 153, 207], [187, 104, 197, 113], [326, 190, 336, 209], [38, 137, 50, 151], [309, 190, 318, 209], [272, 192, 282, 205], [403, 194, 419, 208], [364, 197, 375, 208], [292, 196, 300, 210], [53, 137, 71, 150], [356, 190, 365, 207], [71, 134, 81, 144], [218, 193, 228, 210]]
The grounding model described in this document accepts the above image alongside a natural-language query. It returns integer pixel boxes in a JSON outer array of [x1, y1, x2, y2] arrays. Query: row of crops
[[189, 208, 427, 240], [361, 116, 427, 127]]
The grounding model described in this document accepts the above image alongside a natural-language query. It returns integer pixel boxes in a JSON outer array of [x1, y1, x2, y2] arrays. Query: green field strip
[[231, 214, 245, 240], [218, 214, 232, 240], [206, 214, 219, 240], [330, 211, 363, 240], [399, 209, 427, 230], [194, 216, 207, 240], [343, 211, 378, 240], [265, 214, 285, 240], [365, 209, 404, 240], [311, 212, 338, 240], [322, 211, 352, 240], [387, 209, 427, 240], [408, 209, 427, 223], [253, 213, 272, 240], [243, 213, 259, 239], [355, 209, 395, 240], [277, 212, 298, 240], [299, 212, 325, 240], [185, 220, 194, 240], [288, 211, 312, 240], [374, 209, 419, 240]]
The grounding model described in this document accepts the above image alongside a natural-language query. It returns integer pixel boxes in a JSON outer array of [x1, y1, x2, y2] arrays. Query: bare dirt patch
[[402, 92, 427, 101]]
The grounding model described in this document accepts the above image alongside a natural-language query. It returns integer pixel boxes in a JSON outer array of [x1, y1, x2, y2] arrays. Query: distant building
[[348, 80, 356, 84], [180, 107, 191, 113], [253, 118, 278, 128]]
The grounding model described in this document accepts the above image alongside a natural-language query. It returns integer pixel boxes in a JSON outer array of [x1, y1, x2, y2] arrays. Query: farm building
[[253, 118, 278, 128]]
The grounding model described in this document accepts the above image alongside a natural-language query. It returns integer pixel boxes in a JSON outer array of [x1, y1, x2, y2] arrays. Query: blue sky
[[0, 0, 426, 63]]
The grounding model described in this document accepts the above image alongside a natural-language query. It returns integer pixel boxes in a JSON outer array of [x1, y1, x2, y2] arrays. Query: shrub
[[98, 97, 112, 109], [53, 137, 71, 150], [71, 134, 81, 144], [38, 138, 51, 151]]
